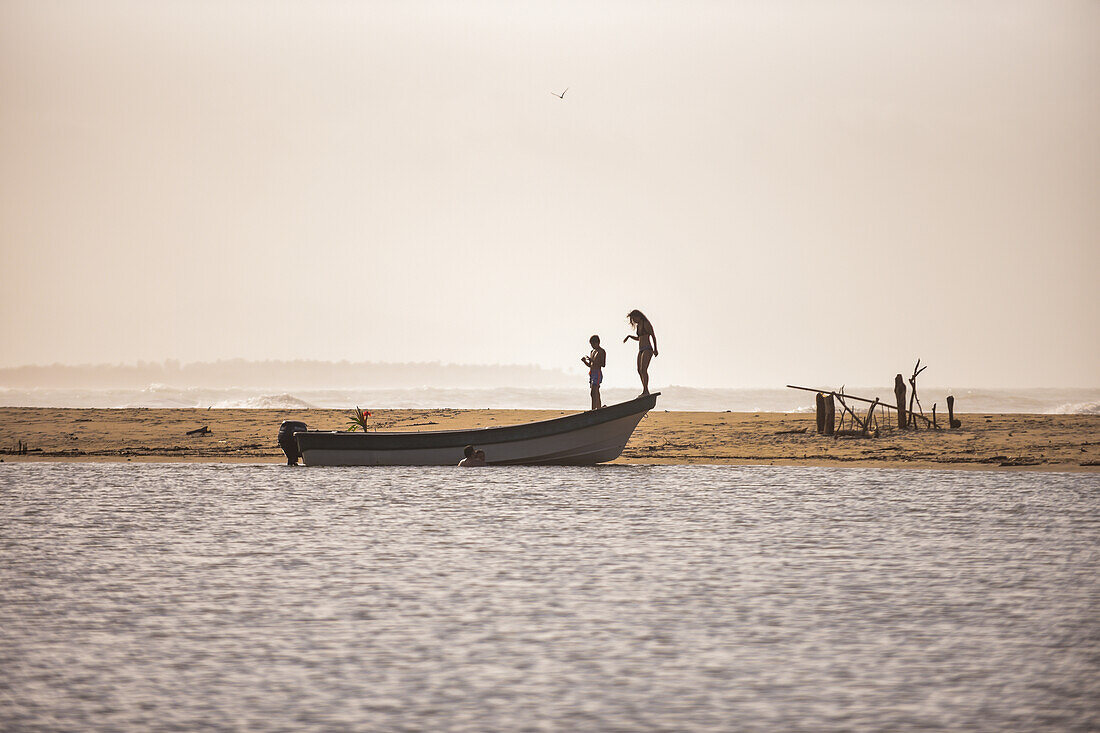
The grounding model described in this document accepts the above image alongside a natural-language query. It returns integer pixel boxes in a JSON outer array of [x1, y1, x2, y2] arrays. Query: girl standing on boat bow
[[623, 309, 657, 396]]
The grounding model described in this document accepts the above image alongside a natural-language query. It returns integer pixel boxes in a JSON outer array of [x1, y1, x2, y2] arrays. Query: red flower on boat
[[347, 406, 374, 431]]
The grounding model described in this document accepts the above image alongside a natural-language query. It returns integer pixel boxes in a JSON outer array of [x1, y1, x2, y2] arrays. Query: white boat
[[289, 393, 659, 466]]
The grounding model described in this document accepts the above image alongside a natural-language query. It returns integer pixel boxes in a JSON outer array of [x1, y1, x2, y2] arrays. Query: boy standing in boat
[[581, 335, 606, 410]]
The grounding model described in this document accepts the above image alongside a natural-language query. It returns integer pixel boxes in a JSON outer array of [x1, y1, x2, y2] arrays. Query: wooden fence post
[[815, 393, 826, 434], [894, 374, 907, 429], [824, 394, 835, 436], [947, 395, 961, 428]]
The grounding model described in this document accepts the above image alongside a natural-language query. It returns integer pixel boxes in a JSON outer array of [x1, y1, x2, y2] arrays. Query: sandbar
[[2, 407, 1097, 471]]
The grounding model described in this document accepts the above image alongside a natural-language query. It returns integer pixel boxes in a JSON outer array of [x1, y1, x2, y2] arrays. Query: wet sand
[[2, 407, 1097, 471]]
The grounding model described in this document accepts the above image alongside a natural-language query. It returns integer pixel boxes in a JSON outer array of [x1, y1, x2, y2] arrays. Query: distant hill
[[0, 359, 575, 389]]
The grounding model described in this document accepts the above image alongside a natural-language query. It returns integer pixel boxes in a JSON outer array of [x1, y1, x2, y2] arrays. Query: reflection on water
[[1, 464, 1097, 731]]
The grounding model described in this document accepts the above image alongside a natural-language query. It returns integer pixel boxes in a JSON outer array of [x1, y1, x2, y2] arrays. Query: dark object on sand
[[947, 395, 962, 429], [186, 426, 211, 436], [815, 393, 826, 434], [278, 420, 308, 466], [823, 394, 835, 436], [776, 427, 808, 435], [894, 374, 907, 429]]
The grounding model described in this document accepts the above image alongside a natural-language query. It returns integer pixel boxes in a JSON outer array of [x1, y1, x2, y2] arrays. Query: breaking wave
[[1047, 400, 1100, 415], [211, 394, 316, 409]]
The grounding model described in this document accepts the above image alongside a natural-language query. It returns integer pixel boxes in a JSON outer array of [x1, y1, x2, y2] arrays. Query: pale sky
[[1, 0, 1097, 388]]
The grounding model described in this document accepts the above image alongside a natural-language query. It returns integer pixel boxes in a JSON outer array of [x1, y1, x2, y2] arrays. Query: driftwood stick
[[909, 410, 934, 427], [835, 392, 867, 433], [865, 398, 879, 434], [932, 403, 937, 429], [906, 359, 928, 428], [833, 429, 874, 438], [907, 385, 917, 428], [911, 383, 925, 417], [848, 403, 866, 432]]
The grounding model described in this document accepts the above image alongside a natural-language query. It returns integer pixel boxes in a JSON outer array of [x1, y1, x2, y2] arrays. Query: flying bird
[[551, 87, 568, 99]]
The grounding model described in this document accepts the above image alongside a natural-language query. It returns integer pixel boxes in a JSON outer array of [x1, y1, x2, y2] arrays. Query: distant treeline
[[0, 359, 574, 389]]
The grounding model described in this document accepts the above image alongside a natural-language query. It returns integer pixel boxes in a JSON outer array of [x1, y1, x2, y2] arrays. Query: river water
[[2, 464, 1097, 731]]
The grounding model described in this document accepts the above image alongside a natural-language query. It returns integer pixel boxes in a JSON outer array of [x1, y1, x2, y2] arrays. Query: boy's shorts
[[589, 369, 602, 388]]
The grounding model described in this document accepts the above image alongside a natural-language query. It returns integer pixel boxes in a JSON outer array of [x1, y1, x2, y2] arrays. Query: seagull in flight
[[551, 87, 568, 99]]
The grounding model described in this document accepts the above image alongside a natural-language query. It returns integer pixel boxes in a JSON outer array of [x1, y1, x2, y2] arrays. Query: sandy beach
[[2, 407, 1097, 471]]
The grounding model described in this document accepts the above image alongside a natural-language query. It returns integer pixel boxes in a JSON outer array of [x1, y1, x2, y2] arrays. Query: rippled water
[[2, 465, 1097, 731]]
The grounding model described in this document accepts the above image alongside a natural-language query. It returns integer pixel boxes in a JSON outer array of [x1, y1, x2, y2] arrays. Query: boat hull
[[294, 393, 658, 466]]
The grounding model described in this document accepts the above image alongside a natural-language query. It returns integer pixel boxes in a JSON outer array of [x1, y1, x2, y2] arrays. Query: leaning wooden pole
[[835, 393, 866, 434], [787, 385, 935, 427], [788, 385, 898, 410]]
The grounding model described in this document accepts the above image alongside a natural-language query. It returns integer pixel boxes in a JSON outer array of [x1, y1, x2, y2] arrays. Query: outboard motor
[[278, 420, 307, 466]]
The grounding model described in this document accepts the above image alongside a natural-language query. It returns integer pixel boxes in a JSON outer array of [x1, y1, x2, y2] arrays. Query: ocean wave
[[211, 394, 316, 409], [1, 385, 1098, 413], [1047, 400, 1100, 415]]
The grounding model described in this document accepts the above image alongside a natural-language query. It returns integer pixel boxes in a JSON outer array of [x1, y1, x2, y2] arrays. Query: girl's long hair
[[627, 309, 652, 334]]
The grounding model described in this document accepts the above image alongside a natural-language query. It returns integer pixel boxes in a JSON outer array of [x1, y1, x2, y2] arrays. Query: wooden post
[[815, 393, 826, 434], [947, 395, 961, 428], [894, 374, 907, 429], [932, 403, 937, 429], [824, 394, 835, 436]]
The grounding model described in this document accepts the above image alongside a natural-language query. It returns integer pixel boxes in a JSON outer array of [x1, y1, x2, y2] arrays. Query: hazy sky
[[2, 1, 1097, 388]]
